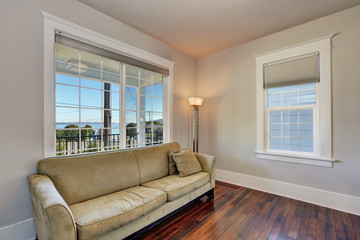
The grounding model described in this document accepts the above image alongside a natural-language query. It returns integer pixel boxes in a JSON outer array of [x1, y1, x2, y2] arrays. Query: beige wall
[[0, 0, 195, 227], [197, 6, 360, 197]]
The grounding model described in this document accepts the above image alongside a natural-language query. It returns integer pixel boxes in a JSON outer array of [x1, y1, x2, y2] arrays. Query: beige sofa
[[28, 142, 216, 240]]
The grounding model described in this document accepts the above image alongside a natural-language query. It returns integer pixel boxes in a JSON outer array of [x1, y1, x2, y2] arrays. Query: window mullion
[[78, 50, 82, 154], [120, 64, 127, 149]]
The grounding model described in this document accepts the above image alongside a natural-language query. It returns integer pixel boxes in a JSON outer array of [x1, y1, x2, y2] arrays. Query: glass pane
[[81, 125, 96, 139], [300, 124, 313, 138], [299, 90, 316, 105], [140, 80, 152, 96], [299, 83, 316, 90], [270, 137, 281, 145], [56, 129, 80, 155], [282, 85, 298, 93], [126, 93, 137, 111], [153, 78, 163, 98], [126, 111, 137, 125], [126, 65, 139, 78], [103, 58, 120, 75], [140, 69, 152, 80], [81, 51, 101, 70], [268, 87, 281, 94], [109, 92, 120, 110], [56, 85, 79, 107], [283, 124, 298, 137], [81, 109, 101, 127], [268, 94, 281, 108], [300, 138, 313, 152], [56, 44, 79, 63], [126, 86, 136, 94], [270, 124, 281, 137], [56, 107, 79, 129], [153, 113, 163, 126], [283, 92, 298, 106], [126, 127, 138, 146], [138, 127, 147, 146], [81, 78, 101, 89], [283, 138, 299, 151], [269, 111, 281, 123], [56, 60, 80, 76], [283, 110, 298, 123], [140, 96, 152, 111], [299, 109, 313, 123], [81, 88, 101, 108], [111, 111, 120, 127], [153, 98, 163, 112], [81, 68, 101, 81], [56, 74, 79, 86], [104, 72, 120, 84], [153, 126, 163, 143], [111, 83, 120, 92], [140, 111, 152, 128]]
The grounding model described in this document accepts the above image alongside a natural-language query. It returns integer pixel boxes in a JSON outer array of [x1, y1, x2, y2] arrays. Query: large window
[[55, 43, 167, 155], [255, 36, 334, 167]]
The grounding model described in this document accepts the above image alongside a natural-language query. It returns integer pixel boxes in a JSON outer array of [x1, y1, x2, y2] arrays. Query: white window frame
[[42, 11, 174, 157], [255, 35, 334, 167]]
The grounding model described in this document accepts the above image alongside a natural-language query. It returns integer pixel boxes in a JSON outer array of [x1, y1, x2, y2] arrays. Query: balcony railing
[[56, 133, 163, 155]]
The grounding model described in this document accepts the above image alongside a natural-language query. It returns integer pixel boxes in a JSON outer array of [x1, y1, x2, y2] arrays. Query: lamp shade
[[188, 97, 203, 106]]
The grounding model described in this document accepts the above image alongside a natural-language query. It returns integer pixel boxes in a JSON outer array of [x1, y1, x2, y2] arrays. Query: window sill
[[255, 151, 334, 167]]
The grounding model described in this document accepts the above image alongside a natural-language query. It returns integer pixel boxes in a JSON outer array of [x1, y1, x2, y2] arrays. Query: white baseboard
[[0, 218, 36, 240], [216, 169, 360, 216]]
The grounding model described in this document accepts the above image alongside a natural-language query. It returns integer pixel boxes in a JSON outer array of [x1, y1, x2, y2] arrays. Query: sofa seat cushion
[[142, 172, 210, 201], [69, 186, 166, 240]]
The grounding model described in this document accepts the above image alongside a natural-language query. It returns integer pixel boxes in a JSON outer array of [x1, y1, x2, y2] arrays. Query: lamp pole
[[192, 105, 199, 152], [188, 97, 203, 153]]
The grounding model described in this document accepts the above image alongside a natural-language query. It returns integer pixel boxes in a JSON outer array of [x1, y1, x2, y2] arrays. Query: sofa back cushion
[[38, 150, 139, 205], [132, 142, 180, 184]]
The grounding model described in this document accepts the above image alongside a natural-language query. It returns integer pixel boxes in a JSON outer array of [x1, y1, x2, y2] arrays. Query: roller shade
[[55, 33, 169, 76], [264, 53, 319, 89]]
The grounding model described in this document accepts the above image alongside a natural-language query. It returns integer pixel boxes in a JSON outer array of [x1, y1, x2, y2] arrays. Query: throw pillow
[[170, 149, 202, 177], [168, 149, 180, 175]]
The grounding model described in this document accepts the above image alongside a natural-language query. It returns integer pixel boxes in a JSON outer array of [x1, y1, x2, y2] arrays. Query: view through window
[[55, 44, 164, 155]]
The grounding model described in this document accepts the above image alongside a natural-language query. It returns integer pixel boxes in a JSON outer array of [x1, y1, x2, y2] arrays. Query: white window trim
[[255, 35, 334, 167], [42, 11, 174, 158]]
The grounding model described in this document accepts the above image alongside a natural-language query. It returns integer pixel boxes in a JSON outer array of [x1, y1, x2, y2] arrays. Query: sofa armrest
[[195, 153, 216, 188], [28, 174, 77, 240]]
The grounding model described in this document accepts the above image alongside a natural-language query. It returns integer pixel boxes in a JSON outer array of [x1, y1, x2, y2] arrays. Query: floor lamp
[[188, 97, 203, 153]]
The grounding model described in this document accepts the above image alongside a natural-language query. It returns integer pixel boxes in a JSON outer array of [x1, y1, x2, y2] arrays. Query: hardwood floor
[[136, 181, 360, 240]]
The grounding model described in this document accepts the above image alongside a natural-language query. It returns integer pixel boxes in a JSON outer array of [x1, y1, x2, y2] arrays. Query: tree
[[126, 122, 137, 139]]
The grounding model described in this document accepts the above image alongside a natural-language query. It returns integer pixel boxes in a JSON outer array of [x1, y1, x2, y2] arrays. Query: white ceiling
[[79, 0, 360, 58]]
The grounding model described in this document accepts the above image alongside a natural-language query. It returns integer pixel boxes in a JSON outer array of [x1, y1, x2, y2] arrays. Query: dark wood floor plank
[[266, 198, 296, 240], [333, 210, 347, 240], [215, 190, 269, 240], [200, 189, 262, 240], [296, 202, 312, 240], [256, 197, 288, 240], [180, 187, 251, 240], [276, 199, 298, 240], [154, 189, 236, 239], [137, 184, 360, 240], [316, 206, 327, 240], [326, 208, 337, 240], [232, 193, 281, 240], [350, 214, 360, 240], [342, 212, 357, 240], [288, 201, 306, 239], [306, 205, 318, 240]]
